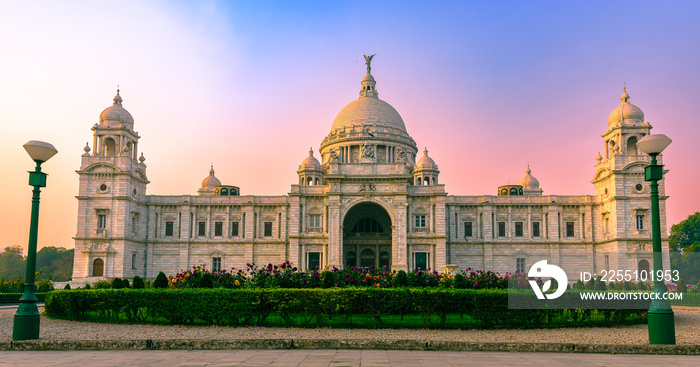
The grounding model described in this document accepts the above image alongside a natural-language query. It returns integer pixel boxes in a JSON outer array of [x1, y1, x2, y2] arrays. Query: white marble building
[[72, 60, 671, 282]]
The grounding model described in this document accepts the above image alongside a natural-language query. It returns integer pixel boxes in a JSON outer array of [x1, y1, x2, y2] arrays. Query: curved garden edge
[[1, 338, 698, 355]]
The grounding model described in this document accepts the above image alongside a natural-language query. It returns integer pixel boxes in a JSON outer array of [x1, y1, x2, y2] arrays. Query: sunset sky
[[1, 1, 699, 253]]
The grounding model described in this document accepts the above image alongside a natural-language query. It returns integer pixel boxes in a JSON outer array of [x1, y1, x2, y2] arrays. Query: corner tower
[[592, 87, 669, 273], [73, 89, 149, 280]]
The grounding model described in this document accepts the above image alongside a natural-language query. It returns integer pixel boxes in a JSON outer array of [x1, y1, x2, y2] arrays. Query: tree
[[36, 247, 74, 281], [132, 275, 145, 289], [0, 246, 26, 280], [669, 212, 700, 252]]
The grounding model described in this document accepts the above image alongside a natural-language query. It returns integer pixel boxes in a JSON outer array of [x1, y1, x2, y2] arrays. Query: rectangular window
[[132, 216, 137, 234], [464, 222, 473, 237], [198, 221, 206, 236], [97, 214, 106, 230], [215, 222, 223, 236], [498, 222, 506, 237], [413, 252, 429, 271], [515, 222, 523, 237], [309, 215, 321, 231], [165, 221, 174, 237], [566, 222, 575, 237], [516, 258, 525, 273], [307, 252, 321, 270], [604, 217, 610, 233], [636, 215, 645, 230], [264, 222, 273, 237], [532, 222, 540, 237], [131, 253, 137, 270], [212, 257, 221, 272], [231, 221, 239, 236], [415, 215, 426, 228]]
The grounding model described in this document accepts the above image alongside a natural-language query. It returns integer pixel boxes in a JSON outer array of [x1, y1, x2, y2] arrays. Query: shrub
[[122, 279, 131, 288], [608, 282, 616, 290], [636, 281, 648, 291], [93, 280, 111, 289], [322, 271, 335, 288], [453, 273, 467, 289], [676, 279, 687, 293], [622, 281, 632, 291], [584, 278, 595, 290], [83, 283, 92, 290], [200, 273, 214, 289], [572, 279, 584, 290], [132, 276, 145, 289], [393, 270, 408, 287], [64, 284, 71, 290], [594, 277, 607, 291], [153, 272, 169, 289], [111, 278, 124, 289]]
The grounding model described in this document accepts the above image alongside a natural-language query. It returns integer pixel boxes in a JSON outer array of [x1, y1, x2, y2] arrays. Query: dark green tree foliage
[[608, 282, 616, 290], [132, 276, 145, 289], [83, 283, 91, 290], [572, 279, 584, 290], [622, 281, 633, 291], [36, 247, 74, 281], [584, 278, 595, 290], [669, 212, 700, 251], [122, 279, 131, 288], [393, 270, 408, 287], [0, 246, 26, 280], [153, 271, 168, 289], [111, 278, 124, 289], [63, 283, 71, 290], [594, 277, 607, 291], [636, 281, 647, 290]]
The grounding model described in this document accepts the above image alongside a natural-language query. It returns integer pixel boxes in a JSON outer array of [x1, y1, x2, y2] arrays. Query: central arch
[[342, 202, 392, 270]]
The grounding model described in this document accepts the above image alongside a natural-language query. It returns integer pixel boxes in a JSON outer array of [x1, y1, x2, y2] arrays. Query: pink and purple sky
[[1, 1, 699, 253]]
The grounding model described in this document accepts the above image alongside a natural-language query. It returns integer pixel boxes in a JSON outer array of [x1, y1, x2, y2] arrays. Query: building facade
[[72, 61, 671, 282]]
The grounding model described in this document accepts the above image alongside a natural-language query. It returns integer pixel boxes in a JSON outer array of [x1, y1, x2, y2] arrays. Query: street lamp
[[636, 133, 675, 345], [12, 140, 58, 341]]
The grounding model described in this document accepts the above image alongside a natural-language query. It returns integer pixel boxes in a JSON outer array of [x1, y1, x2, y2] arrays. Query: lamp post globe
[[636, 134, 675, 345], [12, 140, 57, 341]]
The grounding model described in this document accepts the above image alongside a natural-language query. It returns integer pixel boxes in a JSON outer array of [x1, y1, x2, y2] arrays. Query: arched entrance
[[92, 258, 104, 277], [343, 202, 392, 270], [638, 259, 650, 275]]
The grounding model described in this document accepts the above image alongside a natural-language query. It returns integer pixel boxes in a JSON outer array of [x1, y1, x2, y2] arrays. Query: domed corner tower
[[592, 87, 669, 273], [73, 89, 150, 281]]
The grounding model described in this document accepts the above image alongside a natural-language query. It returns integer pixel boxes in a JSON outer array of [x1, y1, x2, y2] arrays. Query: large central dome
[[330, 97, 407, 132]]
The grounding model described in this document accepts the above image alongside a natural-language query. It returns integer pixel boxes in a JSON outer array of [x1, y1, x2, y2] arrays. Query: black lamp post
[[12, 140, 58, 341], [636, 133, 675, 345]]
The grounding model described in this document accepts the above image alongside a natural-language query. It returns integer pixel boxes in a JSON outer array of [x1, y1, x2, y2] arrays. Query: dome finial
[[309, 147, 314, 156], [359, 54, 379, 98], [620, 84, 630, 103], [423, 147, 429, 156], [526, 164, 531, 175], [209, 165, 215, 175], [113, 86, 123, 105]]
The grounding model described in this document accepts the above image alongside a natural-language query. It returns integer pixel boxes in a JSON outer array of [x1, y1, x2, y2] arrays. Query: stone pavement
[[1, 349, 699, 367]]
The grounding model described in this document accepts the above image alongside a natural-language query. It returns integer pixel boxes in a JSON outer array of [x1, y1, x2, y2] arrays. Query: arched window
[[510, 188, 518, 195], [519, 188, 523, 195], [231, 189, 238, 196], [638, 259, 650, 275], [424, 177, 430, 185], [104, 138, 116, 157], [92, 258, 104, 277], [352, 218, 384, 233], [315, 178, 320, 185], [627, 136, 638, 155], [220, 188, 228, 196], [307, 177, 313, 185], [500, 188, 507, 195]]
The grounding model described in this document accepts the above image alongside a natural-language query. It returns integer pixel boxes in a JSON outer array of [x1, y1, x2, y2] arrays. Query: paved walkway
[[0, 349, 699, 367]]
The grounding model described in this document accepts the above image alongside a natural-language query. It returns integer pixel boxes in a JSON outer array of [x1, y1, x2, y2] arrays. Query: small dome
[[300, 148, 322, 171], [518, 165, 540, 190], [99, 89, 134, 127], [608, 87, 644, 126], [201, 166, 221, 188], [415, 148, 438, 170], [362, 73, 375, 83]]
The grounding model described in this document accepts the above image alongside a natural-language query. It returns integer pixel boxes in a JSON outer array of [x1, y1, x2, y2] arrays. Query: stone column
[[327, 198, 341, 268]]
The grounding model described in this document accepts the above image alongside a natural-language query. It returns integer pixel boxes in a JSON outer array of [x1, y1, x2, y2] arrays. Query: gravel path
[[2, 307, 699, 345]]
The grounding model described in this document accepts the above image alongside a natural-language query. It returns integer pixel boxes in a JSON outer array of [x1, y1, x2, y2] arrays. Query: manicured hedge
[[44, 288, 647, 329], [0, 292, 50, 304]]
